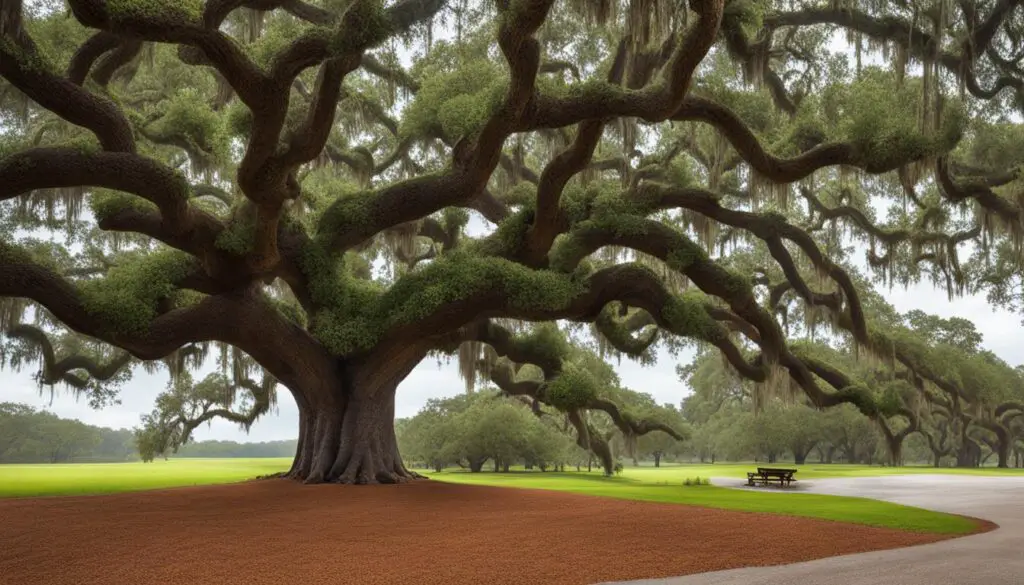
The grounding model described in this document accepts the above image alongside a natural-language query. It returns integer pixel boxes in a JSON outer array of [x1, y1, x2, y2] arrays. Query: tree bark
[[794, 452, 807, 465], [276, 363, 428, 484], [886, 436, 903, 467], [653, 452, 662, 467]]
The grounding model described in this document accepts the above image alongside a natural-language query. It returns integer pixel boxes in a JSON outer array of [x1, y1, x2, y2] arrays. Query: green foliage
[[442, 207, 470, 232], [0, 37, 54, 75], [401, 59, 506, 139], [722, 0, 770, 38], [215, 205, 257, 255], [79, 248, 195, 334], [472, 206, 534, 256], [0, 403, 121, 464], [545, 364, 599, 410], [682, 476, 710, 486], [661, 291, 722, 341], [150, 88, 230, 164], [513, 323, 571, 364], [310, 250, 584, 355], [331, 0, 392, 53], [397, 391, 579, 471], [965, 121, 1024, 172], [106, 0, 203, 24], [828, 68, 966, 168]]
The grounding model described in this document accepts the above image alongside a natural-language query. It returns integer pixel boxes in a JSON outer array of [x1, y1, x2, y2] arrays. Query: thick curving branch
[[0, 251, 331, 394], [0, 148, 194, 233], [524, 38, 629, 265], [640, 183, 870, 342], [766, 2, 1024, 103], [4, 323, 133, 389], [1, 26, 135, 152], [672, 96, 955, 181], [520, 0, 724, 130]]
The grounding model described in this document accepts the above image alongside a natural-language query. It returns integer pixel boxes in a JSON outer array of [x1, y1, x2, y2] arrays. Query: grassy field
[[426, 470, 979, 534], [1, 458, 1014, 535], [0, 458, 290, 497]]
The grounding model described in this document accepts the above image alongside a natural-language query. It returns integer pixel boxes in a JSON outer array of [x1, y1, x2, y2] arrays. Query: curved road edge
[[598, 474, 1024, 585]]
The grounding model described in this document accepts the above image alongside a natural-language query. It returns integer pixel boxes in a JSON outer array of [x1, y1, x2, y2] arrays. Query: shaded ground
[[606, 475, 1020, 585], [0, 479, 989, 585]]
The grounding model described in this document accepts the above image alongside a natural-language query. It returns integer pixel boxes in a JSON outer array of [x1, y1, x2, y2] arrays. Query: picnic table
[[746, 467, 798, 487]]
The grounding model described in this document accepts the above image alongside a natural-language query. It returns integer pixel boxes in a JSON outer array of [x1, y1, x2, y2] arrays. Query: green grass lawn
[[0, 458, 1012, 535], [614, 462, 1024, 483], [425, 469, 979, 534], [0, 458, 291, 497]]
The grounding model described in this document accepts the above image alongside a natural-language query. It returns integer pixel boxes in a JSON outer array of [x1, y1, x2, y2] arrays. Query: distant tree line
[[0, 402, 297, 463], [396, 382, 689, 474], [0, 402, 135, 463], [172, 439, 297, 458]]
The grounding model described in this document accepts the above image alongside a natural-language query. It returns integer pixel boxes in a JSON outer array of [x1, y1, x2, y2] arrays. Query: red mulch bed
[[0, 479, 990, 585]]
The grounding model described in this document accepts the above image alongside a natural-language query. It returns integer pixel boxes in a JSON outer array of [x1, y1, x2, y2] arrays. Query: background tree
[[7, 0, 1024, 484]]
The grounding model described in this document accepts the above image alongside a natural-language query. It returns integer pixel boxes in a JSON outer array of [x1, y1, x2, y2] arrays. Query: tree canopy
[[4, 0, 1024, 483]]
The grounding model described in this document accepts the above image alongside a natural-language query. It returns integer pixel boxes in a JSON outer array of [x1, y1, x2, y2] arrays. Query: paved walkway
[[601, 474, 1024, 585]]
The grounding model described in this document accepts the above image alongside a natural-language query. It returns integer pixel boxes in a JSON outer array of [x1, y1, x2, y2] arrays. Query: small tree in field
[[6, 0, 1024, 484]]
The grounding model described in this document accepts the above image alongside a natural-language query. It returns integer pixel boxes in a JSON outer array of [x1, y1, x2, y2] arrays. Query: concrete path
[[600, 474, 1024, 585]]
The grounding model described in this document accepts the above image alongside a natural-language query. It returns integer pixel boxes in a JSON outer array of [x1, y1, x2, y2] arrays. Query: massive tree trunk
[[956, 438, 981, 467], [568, 410, 614, 475], [281, 357, 428, 485], [981, 424, 1012, 468], [886, 436, 903, 467], [792, 442, 815, 465]]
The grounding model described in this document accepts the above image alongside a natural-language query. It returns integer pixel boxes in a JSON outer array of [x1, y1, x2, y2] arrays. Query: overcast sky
[[3, 11, 1021, 443]]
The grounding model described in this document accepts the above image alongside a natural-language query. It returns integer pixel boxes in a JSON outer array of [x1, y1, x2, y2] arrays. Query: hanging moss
[[836, 71, 967, 170], [721, 0, 771, 39], [545, 364, 599, 410], [79, 248, 196, 335]]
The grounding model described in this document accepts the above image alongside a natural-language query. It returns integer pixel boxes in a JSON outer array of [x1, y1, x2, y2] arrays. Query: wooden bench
[[746, 467, 798, 487]]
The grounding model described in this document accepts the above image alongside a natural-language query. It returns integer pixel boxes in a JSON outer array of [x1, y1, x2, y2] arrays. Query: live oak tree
[[6, 0, 1024, 484]]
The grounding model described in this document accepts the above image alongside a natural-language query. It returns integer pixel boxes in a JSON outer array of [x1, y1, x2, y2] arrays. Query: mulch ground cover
[[0, 479, 991, 585]]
